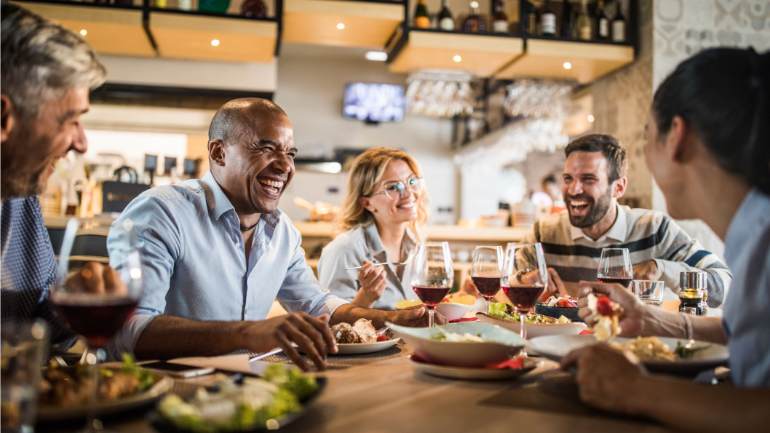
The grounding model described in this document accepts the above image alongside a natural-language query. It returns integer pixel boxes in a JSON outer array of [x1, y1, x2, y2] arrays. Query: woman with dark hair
[[562, 47, 770, 431]]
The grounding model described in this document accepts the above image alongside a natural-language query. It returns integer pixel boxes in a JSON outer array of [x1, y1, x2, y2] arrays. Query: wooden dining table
[[46, 343, 674, 433]]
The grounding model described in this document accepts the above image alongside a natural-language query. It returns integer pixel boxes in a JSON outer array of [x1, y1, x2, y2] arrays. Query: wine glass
[[50, 219, 143, 432], [411, 242, 454, 328], [597, 247, 633, 288], [502, 243, 548, 342], [470, 246, 504, 304]]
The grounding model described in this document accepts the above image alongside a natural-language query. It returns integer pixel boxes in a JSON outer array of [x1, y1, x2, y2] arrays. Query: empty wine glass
[[411, 242, 453, 328], [597, 247, 633, 288], [503, 243, 548, 342], [470, 246, 504, 303]]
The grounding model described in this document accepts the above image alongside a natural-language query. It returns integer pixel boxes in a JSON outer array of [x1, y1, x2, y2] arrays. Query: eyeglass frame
[[368, 176, 424, 199]]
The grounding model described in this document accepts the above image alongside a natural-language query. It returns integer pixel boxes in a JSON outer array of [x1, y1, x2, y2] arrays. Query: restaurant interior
[[1, 0, 769, 432]]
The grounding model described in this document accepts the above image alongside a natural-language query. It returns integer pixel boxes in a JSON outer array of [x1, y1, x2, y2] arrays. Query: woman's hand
[[577, 281, 648, 337], [352, 261, 386, 308]]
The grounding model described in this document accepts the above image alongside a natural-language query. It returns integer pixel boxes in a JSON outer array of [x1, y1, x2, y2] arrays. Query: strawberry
[[596, 295, 614, 316]]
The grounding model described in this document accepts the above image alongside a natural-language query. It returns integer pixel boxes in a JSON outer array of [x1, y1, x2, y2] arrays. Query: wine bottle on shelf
[[439, 0, 455, 31], [561, 0, 574, 39], [577, 0, 592, 40], [524, 1, 539, 36], [462, 1, 486, 33], [539, 0, 556, 37], [492, 0, 508, 33], [612, 0, 626, 42], [241, 0, 267, 18], [595, 0, 609, 40], [413, 0, 431, 29]]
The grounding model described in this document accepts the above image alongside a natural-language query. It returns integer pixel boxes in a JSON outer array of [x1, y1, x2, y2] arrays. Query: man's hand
[[633, 260, 660, 281], [577, 281, 647, 337], [459, 278, 480, 297], [384, 306, 446, 327], [65, 262, 127, 295], [561, 343, 647, 415], [352, 261, 386, 308], [243, 313, 336, 371], [541, 267, 568, 301]]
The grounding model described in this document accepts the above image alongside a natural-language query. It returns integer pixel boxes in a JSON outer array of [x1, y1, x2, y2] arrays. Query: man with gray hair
[[1, 4, 106, 343]]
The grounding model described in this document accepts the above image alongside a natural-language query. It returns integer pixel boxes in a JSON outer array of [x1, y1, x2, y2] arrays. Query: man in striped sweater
[[528, 134, 731, 307]]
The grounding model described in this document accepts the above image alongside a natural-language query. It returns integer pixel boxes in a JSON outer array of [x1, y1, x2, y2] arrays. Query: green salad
[[487, 303, 571, 324], [158, 364, 319, 433]]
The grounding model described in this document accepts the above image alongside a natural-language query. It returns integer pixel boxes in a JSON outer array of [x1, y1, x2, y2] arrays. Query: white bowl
[[476, 312, 587, 338], [388, 321, 525, 368], [436, 303, 475, 321]]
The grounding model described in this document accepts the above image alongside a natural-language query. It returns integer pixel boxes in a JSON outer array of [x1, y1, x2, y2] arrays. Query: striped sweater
[[525, 205, 732, 307]]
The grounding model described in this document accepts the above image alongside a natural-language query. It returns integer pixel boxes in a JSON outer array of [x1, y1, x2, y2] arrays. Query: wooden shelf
[[294, 221, 529, 243], [283, 0, 404, 49], [13, 1, 154, 57], [495, 38, 635, 83], [388, 28, 524, 77], [150, 9, 277, 62]]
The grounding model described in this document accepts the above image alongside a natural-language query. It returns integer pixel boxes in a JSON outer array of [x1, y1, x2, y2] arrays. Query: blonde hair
[[339, 147, 429, 234]]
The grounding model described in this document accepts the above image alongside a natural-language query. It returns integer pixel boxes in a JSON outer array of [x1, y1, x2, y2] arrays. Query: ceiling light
[[452, 54, 462, 63], [365, 51, 388, 62], [79, 28, 88, 37], [210, 38, 221, 47], [336, 22, 345, 30], [587, 114, 595, 123], [562, 61, 573, 70], [470, 1, 479, 8]]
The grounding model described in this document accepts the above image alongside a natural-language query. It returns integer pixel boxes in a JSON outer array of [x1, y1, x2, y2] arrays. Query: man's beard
[[565, 189, 612, 228]]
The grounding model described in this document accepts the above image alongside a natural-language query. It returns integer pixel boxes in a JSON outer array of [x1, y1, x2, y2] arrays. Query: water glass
[[1, 320, 49, 433], [632, 280, 664, 305]]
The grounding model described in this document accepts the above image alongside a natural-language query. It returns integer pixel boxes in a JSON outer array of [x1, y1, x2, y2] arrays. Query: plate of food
[[476, 303, 587, 338], [535, 295, 582, 322], [409, 354, 539, 381], [149, 364, 324, 433], [331, 319, 399, 355], [38, 355, 173, 422], [389, 321, 525, 368]]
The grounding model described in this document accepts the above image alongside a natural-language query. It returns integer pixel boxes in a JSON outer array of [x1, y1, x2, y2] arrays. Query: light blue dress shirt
[[722, 189, 770, 387], [107, 172, 347, 356]]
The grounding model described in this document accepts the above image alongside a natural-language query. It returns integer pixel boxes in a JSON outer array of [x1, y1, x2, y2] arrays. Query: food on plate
[[331, 319, 377, 344], [395, 299, 423, 309], [487, 303, 571, 325], [430, 330, 485, 343], [39, 354, 157, 407], [587, 294, 621, 341], [610, 336, 711, 362], [541, 295, 578, 308], [158, 364, 318, 433], [443, 293, 477, 306]]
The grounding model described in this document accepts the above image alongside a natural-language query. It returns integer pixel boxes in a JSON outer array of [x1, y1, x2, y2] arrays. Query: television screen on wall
[[342, 82, 405, 123]]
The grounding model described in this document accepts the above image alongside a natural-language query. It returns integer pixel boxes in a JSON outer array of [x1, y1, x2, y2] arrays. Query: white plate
[[335, 338, 400, 355], [388, 321, 525, 368], [410, 355, 539, 380], [476, 312, 587, 338], [529, 334, 729, 373]]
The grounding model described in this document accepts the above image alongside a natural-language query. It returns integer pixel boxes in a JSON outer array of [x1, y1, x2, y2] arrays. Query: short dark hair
[[564, 134, 627, 182], [653, 47, 770, 194]]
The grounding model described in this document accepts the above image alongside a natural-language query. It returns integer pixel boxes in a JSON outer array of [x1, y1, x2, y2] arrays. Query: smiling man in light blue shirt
[[108, 98, 427, 370]]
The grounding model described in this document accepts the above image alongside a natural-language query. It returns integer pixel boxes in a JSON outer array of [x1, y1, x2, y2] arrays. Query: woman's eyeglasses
[[371, 177, 423, 199]]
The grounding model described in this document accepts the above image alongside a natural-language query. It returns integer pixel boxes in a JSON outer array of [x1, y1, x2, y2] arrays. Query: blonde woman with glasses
[[318, 147, 429, 309]]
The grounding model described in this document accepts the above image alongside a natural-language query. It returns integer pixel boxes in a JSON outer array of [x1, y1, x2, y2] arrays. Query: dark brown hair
[[564, 134, 627, 182]]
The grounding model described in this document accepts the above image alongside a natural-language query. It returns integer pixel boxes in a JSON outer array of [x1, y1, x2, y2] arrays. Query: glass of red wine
[[50, 219, 143, 432], [471, 246, 504, 304], [502, 242, 548, 342], [597, 247, 633, 288], [411, 241, 454, 328]]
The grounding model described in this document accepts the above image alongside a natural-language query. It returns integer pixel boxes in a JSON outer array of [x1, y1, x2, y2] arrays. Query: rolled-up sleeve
[[107, 193, 182, 358], [277, 238, 348, 318]]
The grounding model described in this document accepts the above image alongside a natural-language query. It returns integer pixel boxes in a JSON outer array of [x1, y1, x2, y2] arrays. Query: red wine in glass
[[502, 284, 545, 312], [52, 294, 138, 348], [413, 286, 451, 307], [472, 276, 501, 300], [598, 277, 633, 289]]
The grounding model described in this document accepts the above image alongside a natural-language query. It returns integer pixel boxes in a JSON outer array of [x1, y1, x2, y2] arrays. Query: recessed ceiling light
[[336, 22, 345, 30], [562, 61, 573, 70], [587, 114, 595, 123], [210, 38, 221, 47], [365, 51, 388, 62], [79, 28, 88, 37], [452, 54, 462, 63], [470, 1, 479, 8]]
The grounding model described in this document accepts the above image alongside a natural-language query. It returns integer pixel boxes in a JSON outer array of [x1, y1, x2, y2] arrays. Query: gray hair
[[1, 4, 106, 119]]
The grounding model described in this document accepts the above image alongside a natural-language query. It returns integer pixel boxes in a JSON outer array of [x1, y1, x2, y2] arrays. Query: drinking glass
[[632, 280, 664, 305], [470, 246, 504, 302], [50, 219, 143, 432], [1, 320, 48, 433], [411, 242, 454, 328], [502, 243, 548, 341], [597, 247, 633, 288]]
